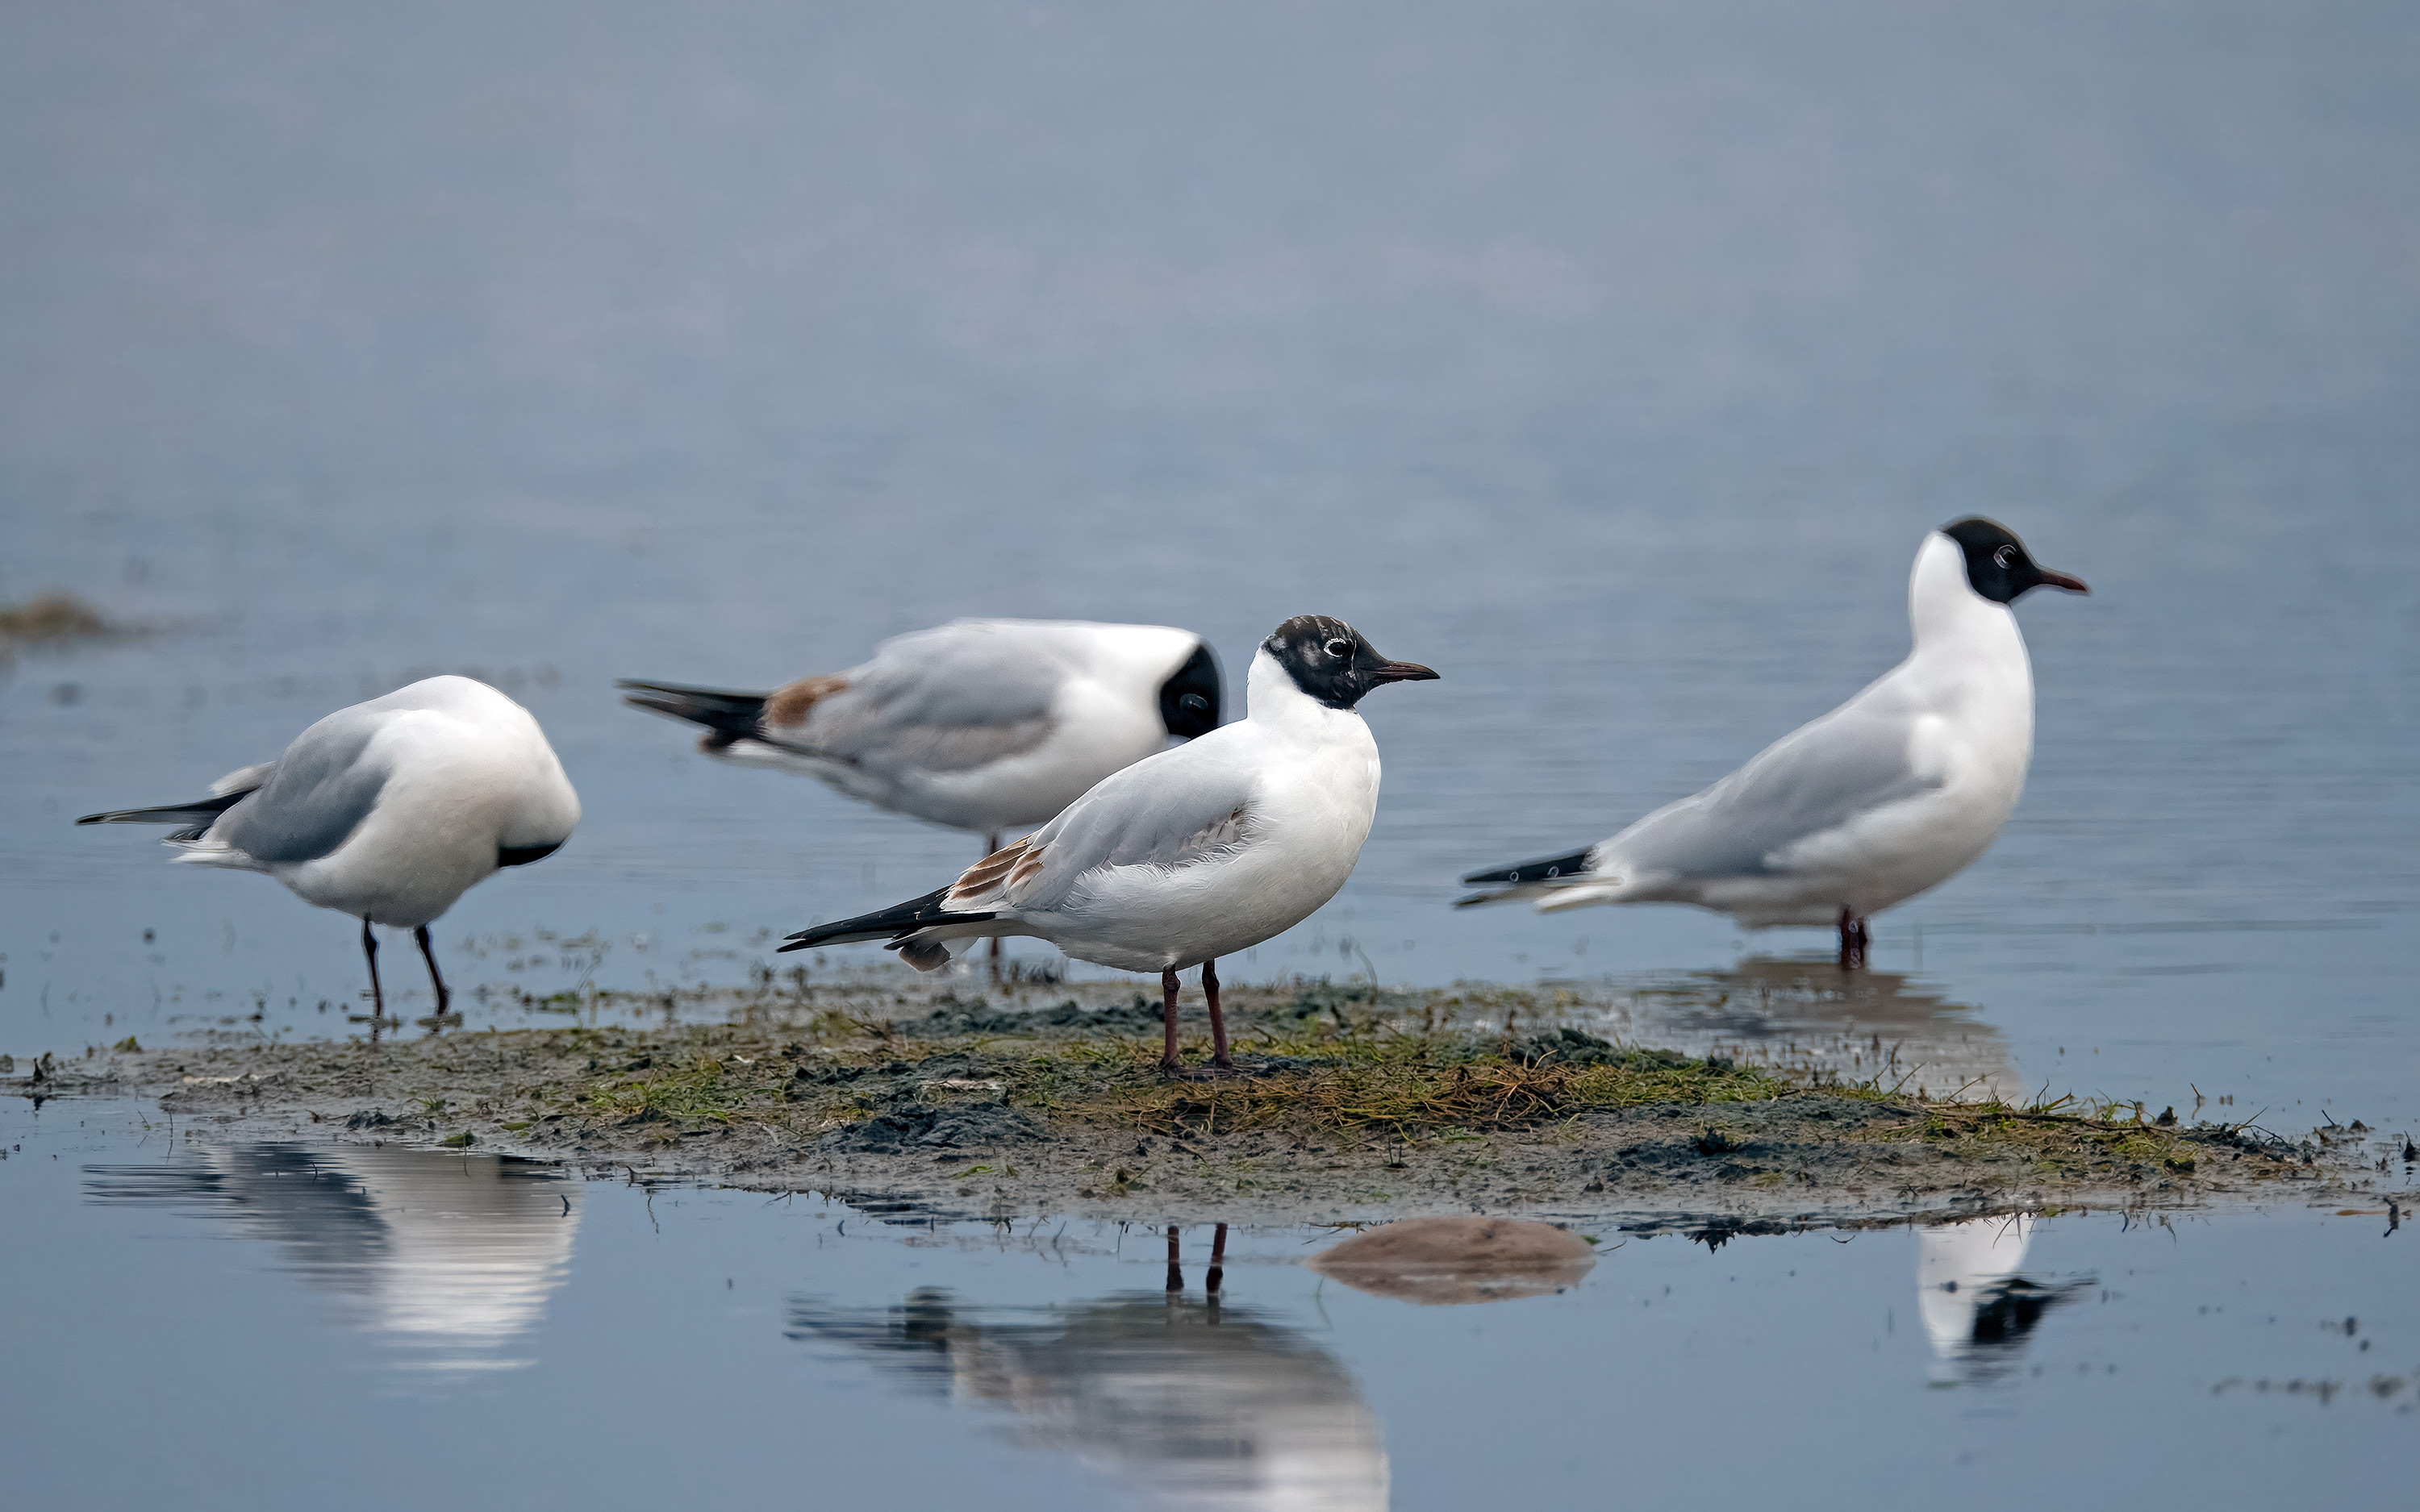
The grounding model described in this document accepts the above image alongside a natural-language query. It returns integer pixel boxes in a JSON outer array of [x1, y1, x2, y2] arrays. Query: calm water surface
[[3, 3, 2415, 1128], [3, 1100, 2413, 1510], [2, 5, 2416, 1500]]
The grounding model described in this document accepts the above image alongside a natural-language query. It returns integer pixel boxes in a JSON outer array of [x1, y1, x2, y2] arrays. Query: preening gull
[[1459, 519, 2086, 966], [780, 615, 1437, 1070], [78, 676, 579, 1014]]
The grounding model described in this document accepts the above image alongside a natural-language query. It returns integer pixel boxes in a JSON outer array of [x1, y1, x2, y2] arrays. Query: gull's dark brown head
[[1262, 614, 1438, 710]]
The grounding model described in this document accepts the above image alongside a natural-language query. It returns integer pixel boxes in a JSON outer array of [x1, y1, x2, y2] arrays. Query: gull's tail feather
[[617, 680, 769, 749], [1533, 882, 1629, 913], [779, 886, 999, 967], [76, 791, 250, 842]]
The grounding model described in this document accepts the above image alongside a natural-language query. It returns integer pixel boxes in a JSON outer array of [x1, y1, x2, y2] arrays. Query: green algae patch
[[571, 1044, 800, 1134], [469, 1009, 1792, 1149], [29, 971, 2391, 1227], [1028, 1028, 1793, 1139], [1855, 1096, 2273, 1181]]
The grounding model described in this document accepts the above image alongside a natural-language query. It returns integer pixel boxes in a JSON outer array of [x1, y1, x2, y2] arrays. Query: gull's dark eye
[[1993, 545, 2017, 569], [1324, 638, 1352, 658], [1179, 693, 1208, 714]]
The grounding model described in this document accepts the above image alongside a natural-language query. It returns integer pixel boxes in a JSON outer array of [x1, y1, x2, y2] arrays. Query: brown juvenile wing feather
[[947, 835, 1041, 910], [1008, 846, 1048, 891], [952, 802, 1244, 913], [765, 674, 849, 728]]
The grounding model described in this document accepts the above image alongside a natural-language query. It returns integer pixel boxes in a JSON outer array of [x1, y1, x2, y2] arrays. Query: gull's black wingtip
[[778, 888, 994, 956], [1459, 847, 1594, 888], [75, 793, 250, 829], [617, 681, 771, 735]]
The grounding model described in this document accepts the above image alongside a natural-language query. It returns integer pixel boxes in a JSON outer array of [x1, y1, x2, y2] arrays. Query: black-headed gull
[[779, 615, 1437, 1069], [78, 676, 579, 1014], [620, 619, 1221, 856], [1460, 519, 2086, 966]]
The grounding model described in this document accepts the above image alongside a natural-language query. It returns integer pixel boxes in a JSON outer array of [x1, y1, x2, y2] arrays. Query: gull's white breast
[[1040, 703, 1380, 973]]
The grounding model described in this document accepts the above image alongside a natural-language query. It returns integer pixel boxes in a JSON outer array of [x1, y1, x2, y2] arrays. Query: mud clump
[[912, 995, 1166, 1035], [1510, 1027, 1699, 1071], [0, 593, 115, 642], [818, 1100, 1048, 1154], [0, 593, 147, 660]]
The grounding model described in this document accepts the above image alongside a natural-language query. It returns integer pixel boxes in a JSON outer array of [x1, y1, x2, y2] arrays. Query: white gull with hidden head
[[173, 675, 579, 929]]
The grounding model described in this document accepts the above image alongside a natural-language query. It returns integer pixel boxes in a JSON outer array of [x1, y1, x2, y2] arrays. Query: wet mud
[[10, 971, 2410, 1232]]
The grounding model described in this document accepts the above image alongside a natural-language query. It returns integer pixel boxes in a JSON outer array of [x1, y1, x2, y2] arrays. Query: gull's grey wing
[[780, 745, 1256, 955], [210, 712, 392, 865], [830, 714, 1056, 775], [1607, 707, 1940, 881], [210, 761, 279, 797], [953, 744, 1258, 913], [799, 623, 1066, 773]]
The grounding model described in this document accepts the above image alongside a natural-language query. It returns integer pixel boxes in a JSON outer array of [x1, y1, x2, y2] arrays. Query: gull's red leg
[[1203, 958, 1231, 1068], [1162, 966, 1183, 1070]]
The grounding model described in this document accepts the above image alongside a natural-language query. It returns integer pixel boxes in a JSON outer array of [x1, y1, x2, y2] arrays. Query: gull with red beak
[[1460, 519, 2088, 968], [782, 615, 1437, 1070]]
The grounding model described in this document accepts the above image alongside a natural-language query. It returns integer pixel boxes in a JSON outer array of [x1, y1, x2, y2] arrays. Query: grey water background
[[5, 1098, 2414, 1511], [6, 1, 2417, 1126], [4, 7, 2418, 1504]]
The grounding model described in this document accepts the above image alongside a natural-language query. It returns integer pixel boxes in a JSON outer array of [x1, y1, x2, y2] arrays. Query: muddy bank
[[10, 973, 2410, 1231], [0, 590, 154, 661]]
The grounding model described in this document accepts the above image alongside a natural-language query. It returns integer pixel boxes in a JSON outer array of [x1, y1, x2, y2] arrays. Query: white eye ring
[[1324, 639, 1351, 657], [1993, 545, 2017, 568]]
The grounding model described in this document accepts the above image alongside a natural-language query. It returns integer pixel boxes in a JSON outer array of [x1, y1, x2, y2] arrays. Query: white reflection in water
[[789, 1281, 1387, 1510], [1915, 1214, 2092, 1387], [85, 1144, 580, 1371]]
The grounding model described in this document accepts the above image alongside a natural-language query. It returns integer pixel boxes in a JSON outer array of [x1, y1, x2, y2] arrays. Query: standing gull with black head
[[1460, 519, 2086, 966], [781, 616, 1437, 1070]]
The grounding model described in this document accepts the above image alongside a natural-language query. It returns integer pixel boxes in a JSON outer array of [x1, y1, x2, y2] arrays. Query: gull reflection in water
[[788, 1225, 1388, 1510], [86, 1143, 581, 1372], [1596, 956, 2020, 1100], [1915, 1214, 2092, 1387]]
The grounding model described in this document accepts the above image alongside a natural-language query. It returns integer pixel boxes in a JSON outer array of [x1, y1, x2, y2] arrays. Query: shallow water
[[2, 5, 2417, 1495], [4, 7, 2415, 1133], [5, 1099, 2412, 1510]]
